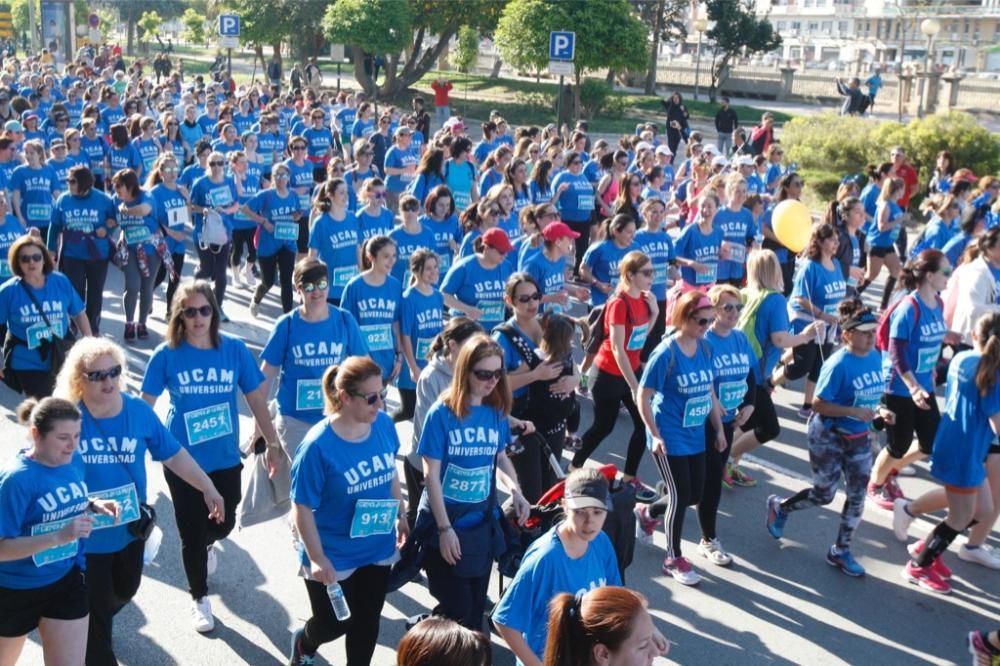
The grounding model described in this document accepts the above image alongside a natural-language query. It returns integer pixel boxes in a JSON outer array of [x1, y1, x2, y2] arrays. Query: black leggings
[[698, 421, 734, 541], [300, 565, 390, 666], [85, 539, 145, 666], [392, 388, 416, 423], [742, 383, 780, 444], [649, 450, 705, 559], [196, 242, 231, 307], [230, 228, 258, 266], [61, 255, 109, 335], [8, 369, 56, 399], [164, 463, 242, 599], [423, 546, 491, 631], [567, 219, 593, 275], [571, 370, 646, 477], [255, 248, 296, 313], [784, 340, 833, 384], [884, 392, 940, 458], [403, 458, 424, 528], [154, 252, 186, 316]]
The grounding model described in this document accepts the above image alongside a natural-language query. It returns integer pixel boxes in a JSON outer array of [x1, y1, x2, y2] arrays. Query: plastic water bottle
[[326, 582, 351, 621], [143, 525, 163, 565]]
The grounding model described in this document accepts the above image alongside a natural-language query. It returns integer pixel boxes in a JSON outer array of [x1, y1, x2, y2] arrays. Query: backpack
[[874, 292, 943, 352], [584, 293, 642, 357], [736, 289, 777, 375]]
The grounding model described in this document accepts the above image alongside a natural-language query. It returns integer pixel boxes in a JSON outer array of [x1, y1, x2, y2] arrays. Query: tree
[[454, 26, 479, 74], [224, 0, 330, 73], [631, 0, 689, 94], [92, 0, 184, 56], [705, 0, 781, 103], [322, 0, 508, 100], [181, 8, 206, 46], [136, 10, 162, 54], [12, 0, 89, 54]]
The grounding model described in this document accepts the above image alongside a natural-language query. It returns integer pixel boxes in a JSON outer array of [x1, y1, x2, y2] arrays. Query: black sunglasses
[[472, 368, 504, 381], [691, 315, 715, 327], [19, 253, 43, 264], [85, 364, 123, 382], [635, 268, 654, 277], [515, 292, 542, 304], [209, 161, 224, 167], [720, 303, 745, 313], [299, 279, 329, 293], [182, 305, 214, 319], [351, 388, 387, 405]]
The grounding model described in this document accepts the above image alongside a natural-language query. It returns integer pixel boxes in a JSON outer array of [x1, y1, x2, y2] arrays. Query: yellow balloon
[[772, 200, 813, 254]]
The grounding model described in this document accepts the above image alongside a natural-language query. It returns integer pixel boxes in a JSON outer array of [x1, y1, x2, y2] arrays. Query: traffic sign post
[[218, 14, 241, 80], [549, 31, 576, 129], [330, 43, 346, 92]]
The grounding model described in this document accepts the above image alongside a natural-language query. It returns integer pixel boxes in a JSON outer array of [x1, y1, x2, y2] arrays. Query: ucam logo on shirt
[[290, 340, 345, 367], [342, 451, 396, 492], [174, 367, 236, 394], [79, 435, 138, 464], [447, 426, 501, 457], [37, 480, 89, 518]]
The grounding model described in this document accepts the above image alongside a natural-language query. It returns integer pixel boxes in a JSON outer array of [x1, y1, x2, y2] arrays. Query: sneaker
[[892, 498, 915, 542], [727, 463, 757, 487], [136, 322, 148, 340], [968, 631, 1000, 666], [826, 546, 865, 577], [564, 434, 583, 452], [908, 539, 953, 579], [902, 561, 952, 594], [249, 300, 260, 318], [404, 613, 431, 632], [634, 504, 657, 546], [698, 538, 733, 566], [766, 495, 788, 539], [243, 262, 257, 289], [627, 477, 658, 504], [797, 405, 813, 420], [662, 556, 701, 586], [231, 267, 244, 288], [191, 597, 215, 632], [288, 627, 316, 666], [721, 464, 734, 490], [897, 464, 917, 476], [124, 322, 136, 341], [885, 476, 906, 501], [576, 374, 590, 397], [959, 544, 1000, 570], [206, 545, 217, 576], [866, 482, 895, 510]]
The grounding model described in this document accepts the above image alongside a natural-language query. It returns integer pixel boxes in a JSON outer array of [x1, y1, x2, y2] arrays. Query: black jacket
[[715, 107, 738, 133]]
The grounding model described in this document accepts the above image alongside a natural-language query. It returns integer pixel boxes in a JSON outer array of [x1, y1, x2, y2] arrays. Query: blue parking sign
[[219, 14, 240, 37], [549, 31, 575, 61]]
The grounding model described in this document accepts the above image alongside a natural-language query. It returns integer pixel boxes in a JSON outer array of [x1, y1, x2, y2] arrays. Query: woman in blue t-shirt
[[674, 191, 725, 290], [0, 397, 118, 666], [633, 198, 677, 360], [867, 250, 950, 509], [441, 227, 514, 332], [10, 140, 61, 238], [190, 151, 240, 316], [147, 155, 191, 321], [341, 235, 404, 382], [389, 194, 437, 286], [355, 177, 396, 243], [288, 356, 407, 666], [581, 214, 637, 307], [307, 178, 360, 305], [865, 177, 909, 311], [637, 290, 725, 587], [419, 185, 460, 278], [397, 249, 444, 423], [111, 169, 161, 342], [141, 280, 282, 630], [551, 151, 595, 274], [444, 137, 478, 213], [416, 335, 531, 630], [766, 299, 894, 578]]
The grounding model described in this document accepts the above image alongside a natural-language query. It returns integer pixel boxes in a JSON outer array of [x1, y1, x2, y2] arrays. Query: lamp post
[[693, 17, 708, 101], [918, 17, 940, 117]]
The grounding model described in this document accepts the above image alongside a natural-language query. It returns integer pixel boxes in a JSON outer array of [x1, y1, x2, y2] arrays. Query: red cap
[[542, 221, 579, 242], [482, 227, 513, 254]]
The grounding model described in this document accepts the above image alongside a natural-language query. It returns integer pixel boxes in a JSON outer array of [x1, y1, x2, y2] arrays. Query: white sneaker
[[958, 543, 1000, 570], [249, 300, 260, 318], [206, 545, 217, 576], [243, 262, 257, 289], [231, 266, 244, 288], [662, 556, 701, 586], [892, 498, 915, 542], [633, 505, 657, 547], [697, 538, 733, 566], [897, 464, 917, 476], [191, 597, 215, 633]]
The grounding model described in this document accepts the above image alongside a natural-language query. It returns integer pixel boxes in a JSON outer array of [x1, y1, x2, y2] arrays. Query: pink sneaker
[[902, 560, 951, 594], [885, 476, 906, 501], [633, 505, 658, 546], [908, 540, 952, 580], [866, 482, 895, 510], [662, 556, 701, 586]]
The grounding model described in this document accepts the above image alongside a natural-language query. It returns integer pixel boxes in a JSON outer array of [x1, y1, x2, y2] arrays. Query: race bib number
[[719, 380, 748, 412], [851, 392, 881, 418], [298, 192, 312, 211], [682, 394, 712, 428], [627, 322, 649, 351], [91, 483, 140, 529], [30, 518, 77, 566], [917, 347, 939, 374], [209, 187, 231, 207], [654, 263, 668, 286], [823, 303, 840, 316], [27, 203, 52, 222], [362, 323, 393, 352], [577, 194, 594, 211], [331, 266, 354, 288], [442, 463, 491, 503], [183, 403, 233, 446], [415, 337, 433, 361], [26, 319, 64, 350], [438, 253, 452, 274], [65, 219, 94, 233], [124, 224, 151, 245], [0, 259, 10, 278], [847, 275, 859, 288], [274, 221, 298, 241], [349, 499, 398, 538], [477, 300, 504, 322], [695, 263, 717, 285], [295, 379, 323, 411], [453, 192, 471, 211], [167, 206, 190, 227], [725, 241, 747, 263]]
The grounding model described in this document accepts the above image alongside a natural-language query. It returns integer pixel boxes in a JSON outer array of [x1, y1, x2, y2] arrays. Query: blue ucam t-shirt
[[232, 165, 264, 232], [582, 240, 635, 307], [493, 319, 538, 401], [384, 145, 418, 194], [389, 223, 437, 286], [290, 412, 400, 573], [257, 131, 285, 169], [931, 350, 1000, 488], [356, 206, 396, 243], [441, 254, 512, 332], [150, 183, 189, 255], [341, 274, 403, 380], [48, 190, 115, 261], [418, 401, 510, 507], [247, 188, 302, 257], [943, 233, 972, 269], [491, 526, 622, 666], [715, 207, 757, 282], [9, 164, 60, 228], [132, 136, 161, 174], [108, 144, 142, 174], [302, 126, 333, 161], [113, 192, 159, 255], [398, 286, 444, 391], [261, 305, 369, 424], [336, 107, 356, 137], [80, 135, 108, 175], [190, 175, 237, 245], [422, 214, 462, 278], [345, 167, 380, 216], [0, 214, 24, 277], [283, 158, 316, 212], [522, 251, 568, 314], [815, 348, 885, 436], [0, 274, 83, 371], [752, 291, 790, 384], [0, 450, 89, 589], [76, 395, 181, 555], [633, 229, 676, 302], [860, 183, 881, 220], [789, 260, 846, 334], [675, 222, 724, 287], [884, 293, 946, 396], [640, 336, 715, 456], [869, 201, 903, 249], [308, 212, 360, 301], [551, 171, 594, 224], [910, 217, 956, 258], [498, 213, 521, 247], [141, 334, 265, 474], [706, 329, 754, 424]]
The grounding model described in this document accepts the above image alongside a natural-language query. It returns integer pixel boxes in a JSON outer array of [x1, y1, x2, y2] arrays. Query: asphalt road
[[5, 257, 998, 666]]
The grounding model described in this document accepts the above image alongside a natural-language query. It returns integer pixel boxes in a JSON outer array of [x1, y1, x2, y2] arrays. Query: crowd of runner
[[0, 47, 999, 666]]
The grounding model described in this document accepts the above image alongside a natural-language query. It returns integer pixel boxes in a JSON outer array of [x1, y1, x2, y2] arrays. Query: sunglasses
[[274, 173, 290, 180], [570, 160, 582, 166], [209, 161, 224, 167], [720, 303, 745, 313], [402, 204, 419, 212], [182, 305, 214, 319], [299, 279, 329, 293], [84, 364, 123, 383], [515, 292, 542, 304], [635, 268, 654, 277], [487, 208, 501, 216], [292, 146, 307, 151], [358, 151, 373, 157], [691, 316, 715, 327], [472, 368, 504, 382], [351, 388, 387, 405], [67, 178, 77, 184], [19, 253, 43, 264], [162, 166, 178, 174], [372, 192, 386, 199], [938, 267, 952, 277]]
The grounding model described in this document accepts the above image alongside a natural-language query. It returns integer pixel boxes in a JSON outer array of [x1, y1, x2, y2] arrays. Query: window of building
[[839, 21, 848, 35], [808, 21, 819, 32], [777, 21, 787, 31]]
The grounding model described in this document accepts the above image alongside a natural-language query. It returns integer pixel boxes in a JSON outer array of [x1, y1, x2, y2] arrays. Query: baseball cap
[[563, 473, 612, 511], [481, 227, 513, 254], [843, 308, 878, 332], [445, 117, 465, 131], [542, 221, 579, 242], [703, 144, 721, 156], [655, 145, 673, 156], [736, 155, 755, 167], [711, 155, 729, 168], [394, 126, 411, 137], [21, 111, 38, 122], [50, 138, 66, 149], [4, 120, 23, 133], [635, 141, 654, 153]]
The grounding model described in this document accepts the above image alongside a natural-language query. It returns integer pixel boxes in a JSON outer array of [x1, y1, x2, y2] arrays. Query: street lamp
[[918, 17, 940, 117], [693, 17, 708, 101]]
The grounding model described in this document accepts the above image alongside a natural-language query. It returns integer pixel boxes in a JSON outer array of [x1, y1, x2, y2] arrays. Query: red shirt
[[595, 292, 651, 377], [431, 80, 452, 107], [896, 162, 919, 209]]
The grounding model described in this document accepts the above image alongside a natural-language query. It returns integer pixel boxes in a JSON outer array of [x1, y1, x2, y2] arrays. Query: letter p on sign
[[548, 31, 575, 61]]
